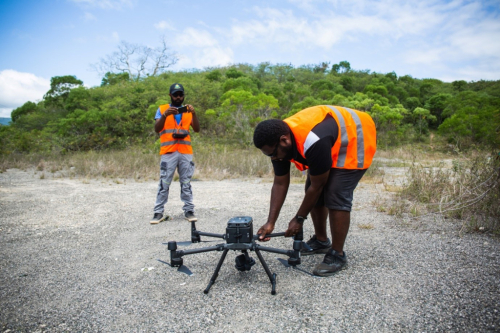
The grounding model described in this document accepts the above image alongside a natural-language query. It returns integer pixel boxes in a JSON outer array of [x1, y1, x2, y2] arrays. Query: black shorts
[[305, 168, 367, 212]]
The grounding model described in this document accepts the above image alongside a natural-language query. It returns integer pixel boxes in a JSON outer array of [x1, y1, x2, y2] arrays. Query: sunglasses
[[172, 92, 184, 97], [265, 143, 279, 158]]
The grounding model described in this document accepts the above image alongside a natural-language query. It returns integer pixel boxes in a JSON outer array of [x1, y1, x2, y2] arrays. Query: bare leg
[[328, 209, 350, 256], [310, 206, 329, 241]]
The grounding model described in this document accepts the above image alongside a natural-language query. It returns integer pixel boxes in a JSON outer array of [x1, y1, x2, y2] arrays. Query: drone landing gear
[[167, 217, 310, 295], [203, 248, 277, 295]]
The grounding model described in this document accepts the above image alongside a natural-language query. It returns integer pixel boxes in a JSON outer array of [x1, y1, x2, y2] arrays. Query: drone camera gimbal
[[167, 216, 310, 295]]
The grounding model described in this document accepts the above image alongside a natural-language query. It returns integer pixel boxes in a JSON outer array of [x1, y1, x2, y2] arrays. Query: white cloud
[[175, 28, 220, 48], [227, 2, 453, 50], [83, 12, 97, 21], [173, 28, 234, 69], [96, 31, 120, 42], [177, 47, 234, 69], [214, 1, 500, 79], [0, 70, 50, 118], [400, 1, 500, 80], [69, 0, 132, 10], [154, 20, 175, 31]]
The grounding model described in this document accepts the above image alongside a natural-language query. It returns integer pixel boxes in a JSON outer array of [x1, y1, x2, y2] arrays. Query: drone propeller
[[276, 258, 315, 277], [156, 259, 194, 276], [301, 242, 313, 252], [162, 240, 219, 247]]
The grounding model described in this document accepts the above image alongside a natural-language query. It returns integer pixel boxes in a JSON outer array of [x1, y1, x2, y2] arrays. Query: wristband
[[295, 215, 307, 224]]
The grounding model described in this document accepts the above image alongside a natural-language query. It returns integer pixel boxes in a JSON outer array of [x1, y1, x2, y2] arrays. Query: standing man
[[253, 105, 376, 276], [151, 83, 200, 224]]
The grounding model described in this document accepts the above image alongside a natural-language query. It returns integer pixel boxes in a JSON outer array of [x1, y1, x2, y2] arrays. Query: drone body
[[166, 216, 311, 295]]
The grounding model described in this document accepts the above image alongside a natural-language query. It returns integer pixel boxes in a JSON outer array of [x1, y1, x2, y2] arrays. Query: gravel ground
[[0, 169, 499, 332]]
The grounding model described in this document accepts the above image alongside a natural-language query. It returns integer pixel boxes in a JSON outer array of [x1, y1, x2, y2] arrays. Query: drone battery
[[226, 216, 253, 243]]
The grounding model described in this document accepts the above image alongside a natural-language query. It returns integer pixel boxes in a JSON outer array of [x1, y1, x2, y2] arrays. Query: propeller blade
[[156, 259, 194, 276], [157, 259, 170, 266], [162, 240, 219, 247], [176, 241, 193, 246], [177, 265, 194, 276], [276, 258, 315, 277], [301, 242, 313, 251]]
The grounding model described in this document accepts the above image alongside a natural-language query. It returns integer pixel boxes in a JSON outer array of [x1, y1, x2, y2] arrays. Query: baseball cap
[[170, 83, 184, 95]]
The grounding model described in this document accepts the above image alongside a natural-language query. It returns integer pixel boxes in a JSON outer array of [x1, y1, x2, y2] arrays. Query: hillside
[[1, 62, 499, 154]]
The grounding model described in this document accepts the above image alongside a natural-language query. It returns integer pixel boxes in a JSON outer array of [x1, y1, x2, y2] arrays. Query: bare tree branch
[[91, 37, 178, 81]]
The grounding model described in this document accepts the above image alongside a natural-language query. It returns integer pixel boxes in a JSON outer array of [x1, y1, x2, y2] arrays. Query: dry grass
[[0, 143, 305, 182], [2, 143, 497, 233], [398, 154, 499, 233]]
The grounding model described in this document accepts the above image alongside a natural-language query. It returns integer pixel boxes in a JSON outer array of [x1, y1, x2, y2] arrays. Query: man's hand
[[257, 222, 275, 242], [163, 106, 180, 117], [186, 104, 195, 114], [284, 217, 303, 237]]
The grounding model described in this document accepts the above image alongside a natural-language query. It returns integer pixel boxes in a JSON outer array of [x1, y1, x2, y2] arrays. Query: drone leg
[[254, 249, 277, 295], [191, 221, 201, 243], [204, 248, 229, 294]]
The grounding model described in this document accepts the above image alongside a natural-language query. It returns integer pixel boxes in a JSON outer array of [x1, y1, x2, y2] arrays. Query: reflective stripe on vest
[[161, 140, 192, 147], [284, 105, 376, 170], [327, 106, 365, 168]]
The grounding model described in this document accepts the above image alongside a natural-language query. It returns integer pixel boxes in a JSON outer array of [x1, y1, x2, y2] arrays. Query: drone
[[164, 216, 313, 295]]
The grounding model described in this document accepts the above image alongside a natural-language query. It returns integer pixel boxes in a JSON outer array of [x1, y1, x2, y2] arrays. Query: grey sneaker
[[184, 211, 197, 222], [313, 249, 347, 277], [150, 213, 167, 224], [300, 235, 332, 256]]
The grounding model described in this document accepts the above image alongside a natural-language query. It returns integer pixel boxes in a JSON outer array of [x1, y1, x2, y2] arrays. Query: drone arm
[[254, 244, 293, 256], [168, 241, 223, 267], [177, 245, 223, 256], [197, 231, 225, 239]]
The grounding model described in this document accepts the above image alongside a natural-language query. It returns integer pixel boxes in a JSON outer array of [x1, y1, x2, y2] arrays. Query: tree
[[331, 61, 350, 74], [206, 70, 222, 82], [11, 101, 38, 123], [452, 80, 467, 92], [226, 68, 245, 79], [92, 36, 178, 81], [43, 75, 83, 107], [313, 62, 330, 73], [412, 107, 437, 137], [340, 76, 353, 91], [101, 72, 130, 86], [425, 93, 451, 126]]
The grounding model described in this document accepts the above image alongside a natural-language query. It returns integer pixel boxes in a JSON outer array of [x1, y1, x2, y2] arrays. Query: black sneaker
[[150, 213, 167, 224], [312, 249, 347, 277], [184, 211, 197, 222], [300, 235, 332, 256]]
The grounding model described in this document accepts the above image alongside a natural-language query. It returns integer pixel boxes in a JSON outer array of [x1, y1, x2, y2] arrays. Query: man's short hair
[[253, 119, 290, 148]]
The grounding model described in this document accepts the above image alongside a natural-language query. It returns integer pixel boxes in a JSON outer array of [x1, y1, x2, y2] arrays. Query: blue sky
[[1, 0, 499, 117]]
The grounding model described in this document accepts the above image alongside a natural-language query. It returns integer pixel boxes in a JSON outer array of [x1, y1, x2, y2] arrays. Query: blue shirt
[[155, 105, 183, 125]]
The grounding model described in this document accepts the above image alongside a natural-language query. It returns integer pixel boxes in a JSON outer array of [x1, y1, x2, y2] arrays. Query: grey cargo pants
[[153, 151, 195, 214]]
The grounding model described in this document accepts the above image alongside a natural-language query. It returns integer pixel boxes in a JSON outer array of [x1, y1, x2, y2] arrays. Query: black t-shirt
[[272, 114, 339, 176]]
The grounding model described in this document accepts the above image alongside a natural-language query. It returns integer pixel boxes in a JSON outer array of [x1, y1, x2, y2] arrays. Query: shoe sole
[[312, 264, 348, 277], [300, 248, 331, 256], [185, 216, 197, 222], [150, 215, 169, 224]]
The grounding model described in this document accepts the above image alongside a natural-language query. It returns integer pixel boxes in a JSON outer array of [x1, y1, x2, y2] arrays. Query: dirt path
[[0, 169, 498, 332]]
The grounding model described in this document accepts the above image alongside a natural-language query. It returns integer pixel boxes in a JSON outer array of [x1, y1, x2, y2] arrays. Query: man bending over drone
[[253, 105, 376, 277]]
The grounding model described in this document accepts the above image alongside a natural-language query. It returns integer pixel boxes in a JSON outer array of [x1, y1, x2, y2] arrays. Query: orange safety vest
[[283, 105, 376, 171], [158, 104, 193, 155]]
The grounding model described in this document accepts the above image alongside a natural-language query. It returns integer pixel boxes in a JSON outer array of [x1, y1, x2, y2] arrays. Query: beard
[[170, 97, 184, 107]]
